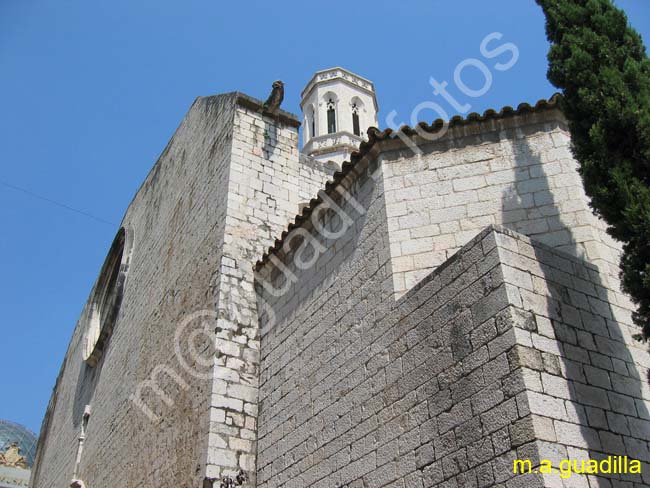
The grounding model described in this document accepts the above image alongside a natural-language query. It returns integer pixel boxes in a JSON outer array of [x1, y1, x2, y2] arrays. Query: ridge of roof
[[254, 94, 563, 271]]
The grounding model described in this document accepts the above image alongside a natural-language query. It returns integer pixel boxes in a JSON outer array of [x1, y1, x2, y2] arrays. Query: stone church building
[[31, 68, 650, 488]]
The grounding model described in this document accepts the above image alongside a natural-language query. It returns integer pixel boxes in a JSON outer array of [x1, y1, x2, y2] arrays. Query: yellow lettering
[[586, 460, 598, 474], [513, 459, 532, 474], [559, 460, 572, 479], [600, 457, 612, 473], [539, 460, 553, 474], [573, 460, 586, 474]]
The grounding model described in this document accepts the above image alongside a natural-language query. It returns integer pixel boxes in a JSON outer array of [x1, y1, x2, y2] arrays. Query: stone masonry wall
[[33, 87, 650, 488], [255, 156, 392, 488], [254, 155, 544, 487], [31, 92, 334, 488], [255, 140, 650, 487], [205, 102, 334, 483], [494, 226, 650, 487], [32, 93, 238, 488], [381, 109, 624, 299]]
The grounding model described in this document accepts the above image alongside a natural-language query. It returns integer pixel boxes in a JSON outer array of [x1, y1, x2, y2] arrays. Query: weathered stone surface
[[256, 132, 649, 486], [32, 84, 650, 488], [30, 93, 334, 488]]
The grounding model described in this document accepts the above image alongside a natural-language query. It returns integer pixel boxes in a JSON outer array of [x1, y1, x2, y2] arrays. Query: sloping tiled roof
[[254, 94, 563, 271]]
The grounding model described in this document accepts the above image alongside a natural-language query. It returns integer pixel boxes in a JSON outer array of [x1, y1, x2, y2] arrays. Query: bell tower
[[300, 67, 378, 165]]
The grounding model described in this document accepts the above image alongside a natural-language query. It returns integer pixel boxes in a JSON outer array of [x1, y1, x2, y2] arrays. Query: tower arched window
[[352, 103, 360, 136], [327, 99, 336, 134], [307, 106, 316, 139]]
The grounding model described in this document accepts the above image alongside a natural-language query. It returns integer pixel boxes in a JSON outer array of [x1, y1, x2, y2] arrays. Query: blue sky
[[1, 0, 649, 435]]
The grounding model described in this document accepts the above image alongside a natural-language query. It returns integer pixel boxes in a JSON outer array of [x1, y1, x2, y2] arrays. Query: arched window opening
[[308, 106, 316, 139], [83, 227, 132, 367], [352, 103, 361, 136], [327, 99, 336, 134]]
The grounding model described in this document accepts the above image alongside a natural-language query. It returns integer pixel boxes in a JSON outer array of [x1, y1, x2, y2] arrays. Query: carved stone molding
[[303, 131, 364, 157], [300, 67, 376, 103]]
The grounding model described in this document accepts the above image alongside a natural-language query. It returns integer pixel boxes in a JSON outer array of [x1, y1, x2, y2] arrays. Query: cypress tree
[[536, 0, 650, 338]]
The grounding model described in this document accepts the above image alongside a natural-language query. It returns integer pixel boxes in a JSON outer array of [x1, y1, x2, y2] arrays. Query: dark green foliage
[[536, 0, 650, 338]]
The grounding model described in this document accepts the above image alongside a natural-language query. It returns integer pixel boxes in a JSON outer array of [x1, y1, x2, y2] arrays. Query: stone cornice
[[302, 131, 364, 157], [235, 92, 301, 128], [300, 67, 378, 112]]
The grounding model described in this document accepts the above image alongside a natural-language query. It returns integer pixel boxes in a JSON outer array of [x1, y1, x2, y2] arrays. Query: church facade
[[31, 68, 650, 488]]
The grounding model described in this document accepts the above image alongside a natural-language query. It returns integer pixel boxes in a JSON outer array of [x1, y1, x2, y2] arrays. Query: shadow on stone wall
[[72, 323, 108, 430], [72, 360, 100, 429], [258, 172, 375, 333], [503, 138, 650, 485]]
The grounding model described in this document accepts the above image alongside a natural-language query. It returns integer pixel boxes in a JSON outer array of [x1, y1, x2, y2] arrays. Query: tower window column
[[352, 103, 360, 136], [327, 99, 336, 134]]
